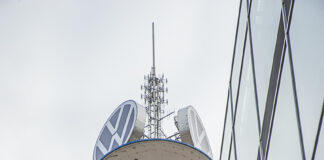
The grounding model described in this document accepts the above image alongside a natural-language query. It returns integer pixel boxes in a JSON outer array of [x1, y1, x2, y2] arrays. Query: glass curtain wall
[[219, 0, 324, 159]]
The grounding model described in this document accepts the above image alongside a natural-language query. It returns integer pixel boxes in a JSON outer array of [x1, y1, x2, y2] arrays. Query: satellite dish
[[93, 100, 147, 160], [176, 105, 213, 158]]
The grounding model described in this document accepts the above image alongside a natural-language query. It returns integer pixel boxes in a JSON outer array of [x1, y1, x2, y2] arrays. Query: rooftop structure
[[93, 23, 213, 160]]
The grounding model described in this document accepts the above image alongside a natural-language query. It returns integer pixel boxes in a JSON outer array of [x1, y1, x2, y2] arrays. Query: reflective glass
[[249, 0, 282, 123], [234, 33, 259, 160], [290, 0, 324, 158], [220, 96, 233, 160], [231, 0, 248, 108], [267, 51, 302, 160]]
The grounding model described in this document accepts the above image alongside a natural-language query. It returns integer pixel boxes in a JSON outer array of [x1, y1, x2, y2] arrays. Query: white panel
[[176, 106, 213, 158]]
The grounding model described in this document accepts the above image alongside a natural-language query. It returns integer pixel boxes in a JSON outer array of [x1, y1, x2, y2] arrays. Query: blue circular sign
[[93, 100, 138, 160]]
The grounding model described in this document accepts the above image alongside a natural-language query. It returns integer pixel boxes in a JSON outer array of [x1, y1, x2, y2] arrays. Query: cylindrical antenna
[[152, 22, 156, 74]]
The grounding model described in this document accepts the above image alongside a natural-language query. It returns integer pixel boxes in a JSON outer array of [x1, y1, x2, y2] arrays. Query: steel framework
[[141, 23, 168, 138]]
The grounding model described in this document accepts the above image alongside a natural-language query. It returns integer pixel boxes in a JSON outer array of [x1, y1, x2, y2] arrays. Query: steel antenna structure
[[141, 22, 168, 138], [94, 22, 213, 160]]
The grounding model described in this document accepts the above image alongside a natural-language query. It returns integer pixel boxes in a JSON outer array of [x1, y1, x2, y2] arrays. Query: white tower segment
[[141, 22, 168, 138]]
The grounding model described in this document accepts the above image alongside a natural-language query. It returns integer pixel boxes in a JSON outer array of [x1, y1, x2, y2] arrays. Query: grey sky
[[0, 0, 238, 159]]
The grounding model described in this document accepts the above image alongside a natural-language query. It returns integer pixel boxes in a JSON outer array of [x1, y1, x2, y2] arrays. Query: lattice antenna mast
[[141, 22, 168, 138]]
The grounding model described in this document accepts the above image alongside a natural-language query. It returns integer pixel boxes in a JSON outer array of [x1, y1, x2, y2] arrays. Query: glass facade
[[219, 0, 324, 159]]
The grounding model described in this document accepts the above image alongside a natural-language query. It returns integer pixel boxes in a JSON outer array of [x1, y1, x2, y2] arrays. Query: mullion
[[283, 0, 295, 33], [247, 7, 263, 160], [247, 0, 261, 136], [281, 1, 306, 159], [264, 41, 287, 160], [232, 0, 249, 134], [226, 79, 239, 160], [245, 0, 264, 159], [219, 89, 230, 160], [229, 0, 244, 82], [258, 0, 292, 159], [228, 138, 233, 160], [231, 21, 248, 160], [228, 84, 238, 160], [223, 0, 245, 157], [230, 0, 252, 159], [311, 102, 324, 160], [260, 15, 287, 159]]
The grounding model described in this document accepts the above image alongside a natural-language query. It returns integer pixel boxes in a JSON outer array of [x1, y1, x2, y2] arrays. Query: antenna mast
[[141, 22, 168, 138], [152, 23, 156, 74]]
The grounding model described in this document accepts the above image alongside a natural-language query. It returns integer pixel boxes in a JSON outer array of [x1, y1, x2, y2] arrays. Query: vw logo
[[93, 100, 137, 160]]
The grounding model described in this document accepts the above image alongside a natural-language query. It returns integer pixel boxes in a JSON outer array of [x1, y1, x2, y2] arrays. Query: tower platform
[[102, 139, 212, 160]]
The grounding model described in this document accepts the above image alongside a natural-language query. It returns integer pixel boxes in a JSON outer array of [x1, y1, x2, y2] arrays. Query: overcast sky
[[0, 0, 238, 159]]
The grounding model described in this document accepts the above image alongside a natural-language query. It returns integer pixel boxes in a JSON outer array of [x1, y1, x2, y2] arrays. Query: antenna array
[[141, 22, 168, 138]]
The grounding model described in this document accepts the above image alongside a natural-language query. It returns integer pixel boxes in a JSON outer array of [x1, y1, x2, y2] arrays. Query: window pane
[[231, 0, 248, 108], [290, 0, 324, 158], [234, 33, 259, 160], [267, 51, 302, 160], [249, 0, 281, 123], [220, 95, 233, 160]]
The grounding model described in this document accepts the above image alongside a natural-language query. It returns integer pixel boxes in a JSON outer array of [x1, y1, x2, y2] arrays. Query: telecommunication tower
[[141, 22, 168, 138], [93, 22, 213, 160]]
